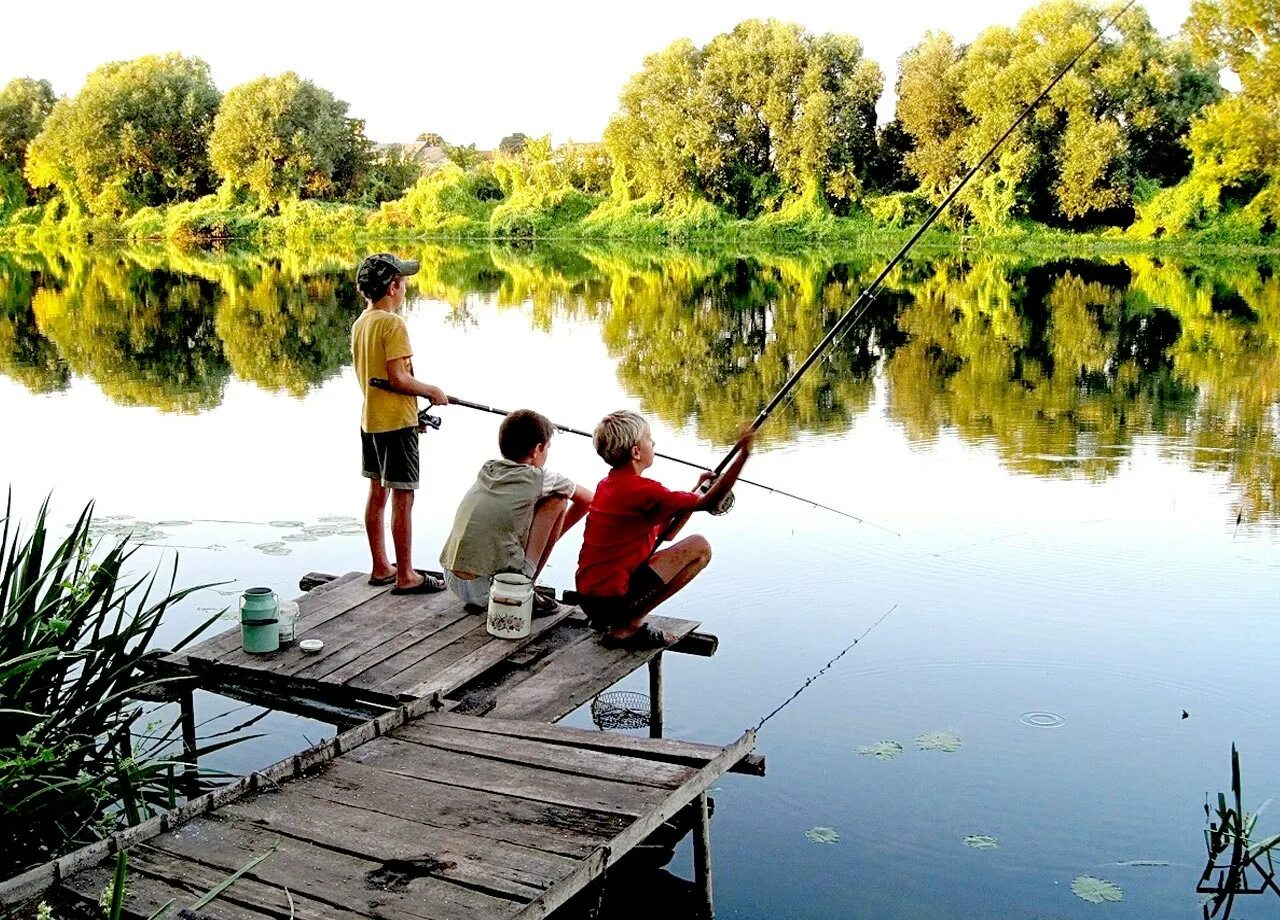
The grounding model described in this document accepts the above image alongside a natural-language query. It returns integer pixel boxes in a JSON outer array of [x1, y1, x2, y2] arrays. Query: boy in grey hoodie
[[440, 410, 593, 614]]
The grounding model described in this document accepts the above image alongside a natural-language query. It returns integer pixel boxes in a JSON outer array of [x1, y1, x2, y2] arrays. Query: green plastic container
[[239, 587, 279, 654]]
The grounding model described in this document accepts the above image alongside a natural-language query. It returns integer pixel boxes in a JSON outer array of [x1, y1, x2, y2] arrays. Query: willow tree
[[209, 72, 370, 207], [1181, 0, 1280, 230], [605, 19, 883, 216], [895, 2, 1219, 227], [0, 78, 55, 212], [24, 55, 219, 217]]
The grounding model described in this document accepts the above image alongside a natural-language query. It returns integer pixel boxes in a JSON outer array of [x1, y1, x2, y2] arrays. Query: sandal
[[599, 622, 670, 651], [390, 570, 446, 595], [368, 570, 396, 586], [532, 590, 562, 619]]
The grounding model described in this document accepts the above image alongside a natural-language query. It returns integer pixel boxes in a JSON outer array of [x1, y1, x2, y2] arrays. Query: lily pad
[[302, 524, 339, 536], [281, 533, 318, 543], [963, 835, 999, 849], [319, 515, 359, 524], [916, 730, 963, 753], [338, 524, 366, 535], [268, 520, 304, 528], [805, 826, 839, 844], [253, 542, 291, 557], [158, 520, 193, 527], [1114, 860, 1170, 868], [856, 741, 904, 760], [1071, 875, 1123, 903]]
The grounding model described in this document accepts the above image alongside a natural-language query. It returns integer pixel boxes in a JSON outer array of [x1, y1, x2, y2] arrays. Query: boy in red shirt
[[575, 410, 753, 649]]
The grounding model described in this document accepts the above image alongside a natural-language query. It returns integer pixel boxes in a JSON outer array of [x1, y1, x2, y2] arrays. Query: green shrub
[[370, 164, 501, 236], [489, 188, 600, 238], [1, 494, 220, 874], [866, 192, 933, 229]]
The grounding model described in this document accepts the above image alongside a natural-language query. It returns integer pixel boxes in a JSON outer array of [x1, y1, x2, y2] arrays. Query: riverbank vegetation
[[0, 0, 1275, 248], [0, 495, 219, 875]]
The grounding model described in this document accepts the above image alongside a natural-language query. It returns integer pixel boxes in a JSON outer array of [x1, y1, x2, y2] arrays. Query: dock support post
[[693, 792, 713, 918], [648, 653, 664, 739], [179, 688, 199, 797]]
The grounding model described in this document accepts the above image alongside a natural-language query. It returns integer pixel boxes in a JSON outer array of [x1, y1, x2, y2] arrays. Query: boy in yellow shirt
[[351, 253, 448, 594]]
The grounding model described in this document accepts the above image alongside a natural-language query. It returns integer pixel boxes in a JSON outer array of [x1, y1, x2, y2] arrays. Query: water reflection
[[1, 243, 1277, 522]]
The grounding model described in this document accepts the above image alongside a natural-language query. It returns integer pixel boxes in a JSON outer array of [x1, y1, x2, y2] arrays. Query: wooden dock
[[2, 572, 763, 919], [155, 572, 710, 726]]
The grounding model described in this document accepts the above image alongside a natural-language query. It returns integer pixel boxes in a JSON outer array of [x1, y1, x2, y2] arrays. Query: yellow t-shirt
[[351, 308, 418, 433]]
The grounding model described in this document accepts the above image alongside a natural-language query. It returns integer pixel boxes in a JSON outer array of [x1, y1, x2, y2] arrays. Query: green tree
[[897, 3, 1219, 227], [1181, 0, 1280, 229], [605, 20, 883, 216], [444, 142, 485, 170], [0, 78, 56, 211], [895, 32, 968, 198], [24, 55, 219, 217], [209, 72, 369, 207]]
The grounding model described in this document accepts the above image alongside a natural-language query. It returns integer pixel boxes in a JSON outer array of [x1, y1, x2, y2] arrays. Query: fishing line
[[367, 377, 897, 532], [754, 604, 897, 731], [693, 0, 1141, 489]]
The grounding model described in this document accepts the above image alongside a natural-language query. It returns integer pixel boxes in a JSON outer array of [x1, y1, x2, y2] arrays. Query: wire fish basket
[[591, 691, 651, 731]]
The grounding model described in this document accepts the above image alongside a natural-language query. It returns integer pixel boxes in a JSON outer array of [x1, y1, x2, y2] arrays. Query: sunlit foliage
[[605, 19, 883, 217], [209, 72, 370, 207], [897, 2, 1220, 227], [24, 55, 220, 217]]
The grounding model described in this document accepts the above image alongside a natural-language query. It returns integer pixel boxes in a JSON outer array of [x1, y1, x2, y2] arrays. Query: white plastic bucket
[[487, 573, 533, 639]]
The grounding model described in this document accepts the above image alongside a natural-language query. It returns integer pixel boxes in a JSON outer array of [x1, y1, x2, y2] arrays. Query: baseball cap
[[356, 252, 420, 300]]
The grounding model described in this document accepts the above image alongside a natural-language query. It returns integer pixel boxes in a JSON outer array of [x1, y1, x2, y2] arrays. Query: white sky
[[1, 0, 1195, 148]]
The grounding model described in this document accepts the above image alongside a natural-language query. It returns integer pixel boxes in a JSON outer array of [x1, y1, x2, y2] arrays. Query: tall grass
[[0, 494, 218, 877]]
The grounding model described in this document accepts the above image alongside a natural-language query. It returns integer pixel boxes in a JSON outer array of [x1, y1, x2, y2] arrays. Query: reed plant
[[0, 493, 218, 877]]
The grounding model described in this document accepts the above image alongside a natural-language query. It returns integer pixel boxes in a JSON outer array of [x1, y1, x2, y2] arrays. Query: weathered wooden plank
[[184, 573, 380, 666], [285, 592, 462, 680], [347, 736, 664, 817], [319, 606, 476, 687], [219, 790, 575, 901], [418, 710, 765, 775], [222, 589, 441, 678], [65, 853, 314, 920], [487, 615, 698, 723], [388, 607, 575, 700], [148, 814, 523, 920], [512, 728, 757, 920], [393, 722, 695, 789], [342, 613, 490, 693], [304, 760, 628, 857]]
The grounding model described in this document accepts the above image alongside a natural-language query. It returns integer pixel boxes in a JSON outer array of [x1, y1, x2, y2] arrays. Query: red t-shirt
[[575, 468, 700, 597]]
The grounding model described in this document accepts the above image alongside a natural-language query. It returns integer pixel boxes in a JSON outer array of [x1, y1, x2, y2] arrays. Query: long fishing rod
[[697, 0, 1139, 488], [369, 377, 899, 535]]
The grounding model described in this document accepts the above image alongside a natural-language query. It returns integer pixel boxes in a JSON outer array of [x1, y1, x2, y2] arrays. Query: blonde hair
[[593, 410, 648, 467]]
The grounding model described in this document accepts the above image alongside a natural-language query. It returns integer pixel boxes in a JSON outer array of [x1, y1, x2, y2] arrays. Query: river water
[[2, 242, 1278, 918]]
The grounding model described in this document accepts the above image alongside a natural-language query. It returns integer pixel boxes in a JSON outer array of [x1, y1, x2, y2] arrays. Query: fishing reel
[[697, 475, 735, 515], [417, 410, 442, 431], [709, 489, 735, 516]]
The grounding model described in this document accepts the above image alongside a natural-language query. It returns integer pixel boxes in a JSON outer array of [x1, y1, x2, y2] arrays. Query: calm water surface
[[2, 243, 1278, 918]]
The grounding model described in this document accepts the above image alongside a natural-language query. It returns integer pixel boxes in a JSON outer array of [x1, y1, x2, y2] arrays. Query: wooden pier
[[2, 573, 763, 919]]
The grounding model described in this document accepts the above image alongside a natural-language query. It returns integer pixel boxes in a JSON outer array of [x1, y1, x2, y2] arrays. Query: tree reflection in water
[[0, 242, 1275, 522]]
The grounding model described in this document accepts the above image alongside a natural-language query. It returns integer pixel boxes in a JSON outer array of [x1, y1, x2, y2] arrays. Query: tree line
[[0, 0, 1275, 240]]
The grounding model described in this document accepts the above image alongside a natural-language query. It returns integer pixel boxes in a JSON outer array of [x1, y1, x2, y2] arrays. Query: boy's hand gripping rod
[[368, 377, 897, 535], [673, 0, 1139, 528]]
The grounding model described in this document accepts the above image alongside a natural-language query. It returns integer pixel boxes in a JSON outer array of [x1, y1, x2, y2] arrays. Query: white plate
[[299, 638, 324, 654]]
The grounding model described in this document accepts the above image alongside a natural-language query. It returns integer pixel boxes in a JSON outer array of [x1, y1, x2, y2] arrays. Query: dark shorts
[[577, 565, 664, 628], [360, 427, 419, 490]]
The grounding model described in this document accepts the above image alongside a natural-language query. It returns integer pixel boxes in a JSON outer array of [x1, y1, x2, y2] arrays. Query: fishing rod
[[692, 0, 1140, 488], [369, 377, 899, 535]]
